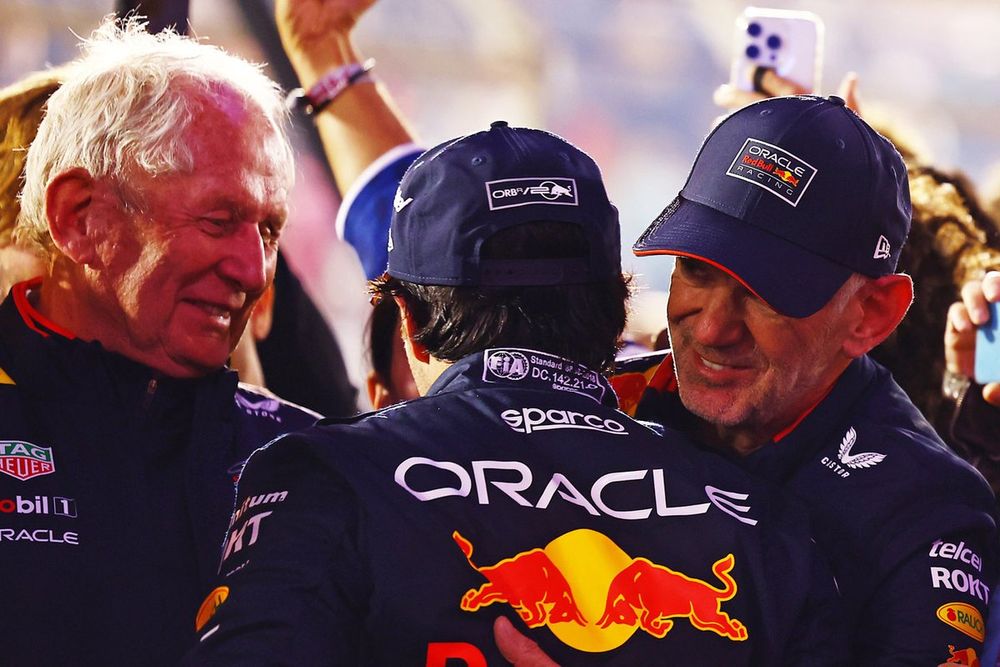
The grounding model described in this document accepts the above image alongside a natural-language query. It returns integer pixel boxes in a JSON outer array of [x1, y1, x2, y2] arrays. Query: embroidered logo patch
[[936, 602, 985, 642], [486, 178, 578, 210], [725, 138, 817, 206], [837, 427, 886, 470], [0, 441, 55, 481]]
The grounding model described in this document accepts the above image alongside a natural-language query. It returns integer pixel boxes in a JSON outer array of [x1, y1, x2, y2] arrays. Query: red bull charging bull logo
[[453, 528, 747, 652]]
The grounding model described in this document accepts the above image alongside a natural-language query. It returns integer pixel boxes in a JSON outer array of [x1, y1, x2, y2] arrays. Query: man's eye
[[201, 217, 229, 232], [677, 258, 711, 282]]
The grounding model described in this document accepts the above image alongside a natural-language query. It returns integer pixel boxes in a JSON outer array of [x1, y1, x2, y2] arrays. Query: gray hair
[[16, 15, 294, 253]]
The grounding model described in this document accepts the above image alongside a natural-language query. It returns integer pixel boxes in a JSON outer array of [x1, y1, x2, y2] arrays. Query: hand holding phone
[[730, 7, 824, 94], [975, 301, 1000, 384]]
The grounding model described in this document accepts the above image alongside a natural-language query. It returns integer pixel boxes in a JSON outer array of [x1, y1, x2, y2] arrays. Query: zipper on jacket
[[142, 377, 158, 412]]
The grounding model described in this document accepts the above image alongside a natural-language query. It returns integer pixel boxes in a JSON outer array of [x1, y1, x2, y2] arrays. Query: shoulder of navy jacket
[[613, 349, 671, 376], [236, 382, 323, 420], [316, 410, 377, 427]]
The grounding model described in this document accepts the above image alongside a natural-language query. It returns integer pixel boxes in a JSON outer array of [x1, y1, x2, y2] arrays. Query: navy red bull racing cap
[[387, 120, 621, 286], [633, 95, 911, 318]]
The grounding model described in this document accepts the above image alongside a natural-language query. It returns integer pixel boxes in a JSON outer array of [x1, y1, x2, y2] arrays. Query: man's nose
[[691, 287, 747, 347], [218, 223, 269, 294]]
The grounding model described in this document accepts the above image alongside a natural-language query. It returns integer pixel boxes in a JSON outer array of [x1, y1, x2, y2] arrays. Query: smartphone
[[730, 7, 825, 94], [975, 301, 1000, 383]]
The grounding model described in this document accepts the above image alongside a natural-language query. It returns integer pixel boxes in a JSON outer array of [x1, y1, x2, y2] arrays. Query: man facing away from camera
[[184, 121, 849, 665], [0, 17, 317, 665]]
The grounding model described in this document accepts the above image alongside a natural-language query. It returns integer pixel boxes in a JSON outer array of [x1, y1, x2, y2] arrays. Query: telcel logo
[[501, 408, 627, 436], [0, 495, 76, 517]]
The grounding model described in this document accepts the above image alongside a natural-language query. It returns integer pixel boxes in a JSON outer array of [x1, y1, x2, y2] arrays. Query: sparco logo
[[486, 177, 578, 210], [502, 407, 627, 436], [486, 350, 529, 381]]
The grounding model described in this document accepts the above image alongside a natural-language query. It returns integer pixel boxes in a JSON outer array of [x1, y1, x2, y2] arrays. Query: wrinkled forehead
[[186, 83, 294, 184]]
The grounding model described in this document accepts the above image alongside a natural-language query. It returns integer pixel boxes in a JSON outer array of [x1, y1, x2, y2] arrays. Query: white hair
[[16, 15, 294, 252]]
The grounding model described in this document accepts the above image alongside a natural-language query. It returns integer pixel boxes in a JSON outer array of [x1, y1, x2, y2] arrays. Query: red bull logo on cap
[[453, 528, 748, 652], [726, 137, 817, 207]]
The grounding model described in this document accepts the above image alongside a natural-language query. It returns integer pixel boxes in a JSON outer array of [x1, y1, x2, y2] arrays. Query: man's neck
[[34, 263, 108, 342], [694, 420, 769, 457]]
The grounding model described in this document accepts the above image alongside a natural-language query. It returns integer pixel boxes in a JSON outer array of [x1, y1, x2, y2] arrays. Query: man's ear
[[393, 295, 430, 364], [45, 167, 98, 266], [842, 274, 914, 358]]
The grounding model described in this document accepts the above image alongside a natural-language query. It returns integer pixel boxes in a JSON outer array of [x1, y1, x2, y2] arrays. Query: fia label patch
[[482, 348, 606, 403], [725, 138, 817, 206], [486, 178, 578, 210]]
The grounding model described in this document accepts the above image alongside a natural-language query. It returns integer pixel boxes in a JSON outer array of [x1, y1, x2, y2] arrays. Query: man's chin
[[677, 385, 749, 428]]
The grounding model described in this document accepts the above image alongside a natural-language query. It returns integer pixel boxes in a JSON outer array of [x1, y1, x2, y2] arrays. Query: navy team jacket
[[0, 280, 319, 666], [186, 347, 849, 665], [616, 350, 1000, 666]]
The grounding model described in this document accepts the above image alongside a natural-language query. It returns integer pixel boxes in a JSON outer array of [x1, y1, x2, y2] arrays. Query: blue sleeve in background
[[338, 146, 423, 280]]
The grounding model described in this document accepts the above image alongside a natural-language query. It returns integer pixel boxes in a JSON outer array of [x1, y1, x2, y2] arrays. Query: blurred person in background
[[0, 16, 319, 665], [0, 68, 59, 296], [364, 295, 418, 408]]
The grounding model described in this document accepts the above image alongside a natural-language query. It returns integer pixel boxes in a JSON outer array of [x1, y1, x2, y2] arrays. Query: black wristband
[[752, 65, 773, 94]]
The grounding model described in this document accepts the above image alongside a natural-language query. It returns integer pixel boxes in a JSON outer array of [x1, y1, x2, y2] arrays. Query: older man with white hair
[[0, 16, 317, 665]]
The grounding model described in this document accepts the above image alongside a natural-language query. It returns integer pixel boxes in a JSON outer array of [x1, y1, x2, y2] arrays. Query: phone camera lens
[[767, 34, 782, 49], [747, 22, 762, 36]]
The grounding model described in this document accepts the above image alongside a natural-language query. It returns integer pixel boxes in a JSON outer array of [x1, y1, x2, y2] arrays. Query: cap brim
[[633, 197, 852, 318]]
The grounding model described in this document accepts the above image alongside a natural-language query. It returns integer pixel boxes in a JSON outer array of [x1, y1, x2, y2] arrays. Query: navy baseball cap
[[387, 120, 621, 286], [634, 95, 911, 318]]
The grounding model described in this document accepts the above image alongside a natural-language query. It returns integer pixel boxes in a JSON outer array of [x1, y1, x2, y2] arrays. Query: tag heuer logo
[[725, 138, 817, 207], [0, 441, 55, 481], [486, 177, 578, 211]]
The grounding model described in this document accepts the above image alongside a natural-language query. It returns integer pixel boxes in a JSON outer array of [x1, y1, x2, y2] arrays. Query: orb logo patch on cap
[[486, 177, 578, 210], [725, 138, 817, 207]]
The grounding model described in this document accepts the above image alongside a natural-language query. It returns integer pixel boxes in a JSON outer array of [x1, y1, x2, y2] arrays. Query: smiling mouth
[[696, 353, 754, 374], [187, 300, 233, 324]]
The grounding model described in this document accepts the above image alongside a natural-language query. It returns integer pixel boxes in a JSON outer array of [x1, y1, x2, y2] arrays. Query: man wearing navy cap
[[620, 95, 998, 664], [185, 121, 849, 665]]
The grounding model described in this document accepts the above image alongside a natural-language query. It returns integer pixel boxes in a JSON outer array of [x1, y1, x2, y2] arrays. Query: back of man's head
[[15, 15, 294, 254], [372, 121, 628, 372]]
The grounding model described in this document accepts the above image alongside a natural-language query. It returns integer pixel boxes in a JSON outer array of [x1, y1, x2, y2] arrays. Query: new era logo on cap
[[726, 138, 817, 207], [486, 178, 578, 211]]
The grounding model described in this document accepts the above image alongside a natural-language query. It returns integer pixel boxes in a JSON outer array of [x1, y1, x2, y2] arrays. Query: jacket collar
[[426, 347, 620, 409]]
